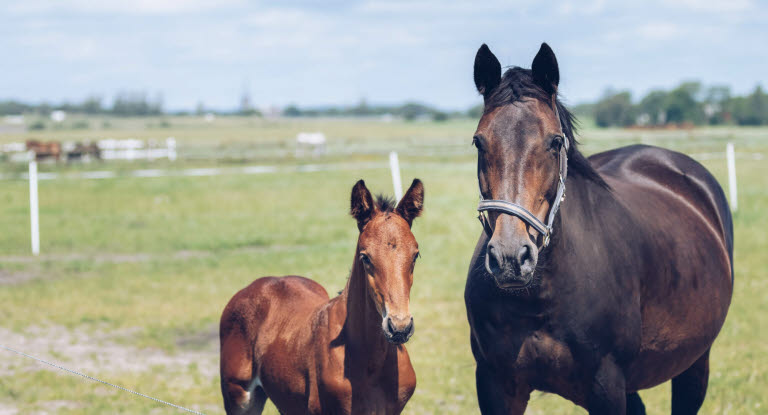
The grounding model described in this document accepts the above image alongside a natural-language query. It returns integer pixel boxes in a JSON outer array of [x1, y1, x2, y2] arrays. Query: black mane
[[375, 194, 396, 212], [484, 67, 609, 189]]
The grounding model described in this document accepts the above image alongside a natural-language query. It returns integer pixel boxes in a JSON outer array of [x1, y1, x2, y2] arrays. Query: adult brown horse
[[26, 139, 62, 162], [465, 43, 733, 415], [220, 179, 424, 415]]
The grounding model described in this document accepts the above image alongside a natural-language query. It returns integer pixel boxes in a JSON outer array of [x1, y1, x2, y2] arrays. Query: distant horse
[[26, 140, 61, 162], [465, 43, 733, 414], [66, 142, 101, 162], [220, 179, 425, 414]]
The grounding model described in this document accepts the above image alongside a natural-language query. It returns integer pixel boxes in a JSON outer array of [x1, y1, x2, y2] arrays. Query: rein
[[477, 105, 569, 247]]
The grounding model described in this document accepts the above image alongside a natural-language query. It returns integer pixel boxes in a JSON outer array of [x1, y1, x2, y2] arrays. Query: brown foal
[[220, 179, 424, 415]]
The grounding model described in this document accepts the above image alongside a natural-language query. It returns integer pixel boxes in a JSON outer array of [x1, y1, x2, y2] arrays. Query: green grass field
[[0, 117, 765, 414]]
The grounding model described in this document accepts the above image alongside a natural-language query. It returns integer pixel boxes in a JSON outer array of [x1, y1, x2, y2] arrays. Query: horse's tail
[[220, 278, 273, 414]]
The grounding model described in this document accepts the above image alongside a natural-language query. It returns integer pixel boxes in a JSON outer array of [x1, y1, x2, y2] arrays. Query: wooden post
[[29, 152, 40, 255], [389, 151, 403, 202], [726, 142, 737, 212]]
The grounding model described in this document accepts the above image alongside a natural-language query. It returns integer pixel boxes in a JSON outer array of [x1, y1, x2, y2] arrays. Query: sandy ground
[[0, 324, 219, 413]]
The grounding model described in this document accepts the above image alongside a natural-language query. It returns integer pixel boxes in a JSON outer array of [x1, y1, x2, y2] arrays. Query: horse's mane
[[375, 194, 396, 212], [484, 67, 609, 189]]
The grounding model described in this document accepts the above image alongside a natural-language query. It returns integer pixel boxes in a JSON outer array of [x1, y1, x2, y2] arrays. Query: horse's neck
[[334, 253, 391, 371], [549, 171, 623, 266]]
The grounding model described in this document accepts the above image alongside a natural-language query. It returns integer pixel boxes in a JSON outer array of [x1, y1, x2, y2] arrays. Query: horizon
[[2, 1, 766, 112]]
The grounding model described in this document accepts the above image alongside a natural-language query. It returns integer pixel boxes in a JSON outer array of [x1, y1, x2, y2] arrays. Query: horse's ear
[[531, 42, 559, 95], [350, 179, 376, 232], [474, 44, 502, 98], [396, 179, 424, 228]]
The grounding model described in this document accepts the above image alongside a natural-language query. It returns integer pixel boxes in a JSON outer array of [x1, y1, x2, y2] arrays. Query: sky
[[1, 0, 766, 111]]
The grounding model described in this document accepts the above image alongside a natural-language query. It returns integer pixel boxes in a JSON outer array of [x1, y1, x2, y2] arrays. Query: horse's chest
[[478, 326, 586, 400], [316, 354, 413, 415], [316, 379, 408, 415]]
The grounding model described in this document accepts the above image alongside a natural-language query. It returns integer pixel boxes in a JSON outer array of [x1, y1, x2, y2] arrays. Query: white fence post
[[389, 151, 403, 202], [28, 152, 40, 255], [726, 142, 737, 212]]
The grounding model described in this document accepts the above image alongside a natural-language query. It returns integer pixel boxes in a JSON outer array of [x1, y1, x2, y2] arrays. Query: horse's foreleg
[[587, 356, 627, 415], [626, 392, 646, 415], [671, 348, 710, 415], [475, 363, 529, 415]]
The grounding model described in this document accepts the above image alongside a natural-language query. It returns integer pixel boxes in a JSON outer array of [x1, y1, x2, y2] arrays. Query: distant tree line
[[3, 82, 766, 126], [282, 99, 459, 121], [0, 92, 163, 117], [577, 82, 768, 127]]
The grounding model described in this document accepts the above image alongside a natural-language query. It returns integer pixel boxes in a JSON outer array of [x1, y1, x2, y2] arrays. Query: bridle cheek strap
[[477, 133, 569, 248]]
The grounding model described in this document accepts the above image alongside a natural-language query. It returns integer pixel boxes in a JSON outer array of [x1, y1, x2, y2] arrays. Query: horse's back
[[588, 144, 734, 389], [221, 276, 329, 344], [590, 144, 733, 276]]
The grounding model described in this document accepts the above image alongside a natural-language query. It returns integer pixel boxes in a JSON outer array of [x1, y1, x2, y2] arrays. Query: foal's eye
[[413, 252, 421, 264]]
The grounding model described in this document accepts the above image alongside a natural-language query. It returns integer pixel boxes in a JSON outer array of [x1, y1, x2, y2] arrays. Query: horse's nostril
[[517, 245, 532, 266], [387, 317, 396, 333], [487, 244, 503, 275]]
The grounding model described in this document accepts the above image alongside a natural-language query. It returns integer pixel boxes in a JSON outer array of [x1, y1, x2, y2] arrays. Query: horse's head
[[472, 43, 566, 289], [350, 179, 424, 344]]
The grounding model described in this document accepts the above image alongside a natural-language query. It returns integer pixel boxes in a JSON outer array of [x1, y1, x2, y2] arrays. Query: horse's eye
[[360, 253, 372, 268], [472, 135, 485, 152], [550, 135, 564, 152], [413, 252, 420, 264]]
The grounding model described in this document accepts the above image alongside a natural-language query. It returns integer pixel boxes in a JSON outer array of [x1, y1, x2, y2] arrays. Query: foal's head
[[350, 179, 424, 344], [472, 43, 566, 289]]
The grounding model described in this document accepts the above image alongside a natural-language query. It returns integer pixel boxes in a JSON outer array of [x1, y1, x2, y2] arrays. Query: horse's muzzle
[[485, 238, 537, 289], [383, 315, 414, 344]]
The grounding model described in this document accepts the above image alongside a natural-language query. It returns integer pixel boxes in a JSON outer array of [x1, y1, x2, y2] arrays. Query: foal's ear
[[474, 44, 502, 98], [531, 42, 559, 95], [396, 179, 424, 228], [350, 179, 376, 231]]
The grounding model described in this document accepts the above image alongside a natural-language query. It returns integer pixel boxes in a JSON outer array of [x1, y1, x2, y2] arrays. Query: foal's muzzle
[[383, 315, 414, 344]]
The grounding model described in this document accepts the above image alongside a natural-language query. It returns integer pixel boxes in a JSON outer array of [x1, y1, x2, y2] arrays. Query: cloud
[[3, 0, 247, 16], [0, 0, 766, 108], [673, 0, 754, 13], [636, 22, 683, 41]]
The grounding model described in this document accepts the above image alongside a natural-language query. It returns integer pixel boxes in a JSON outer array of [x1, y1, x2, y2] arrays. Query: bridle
[[477, 105, 569, 248]]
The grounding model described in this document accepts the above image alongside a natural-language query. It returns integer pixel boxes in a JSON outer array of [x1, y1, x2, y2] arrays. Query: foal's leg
[[626, 392, 646, 415], [475, 364, 530, 415], [587, 356, 627, 415], [671, 349, 710, 415]]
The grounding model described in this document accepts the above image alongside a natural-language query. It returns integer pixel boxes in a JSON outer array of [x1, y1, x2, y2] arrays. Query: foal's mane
[[375, 194, 396, 213], [484, 67, 609, 189]]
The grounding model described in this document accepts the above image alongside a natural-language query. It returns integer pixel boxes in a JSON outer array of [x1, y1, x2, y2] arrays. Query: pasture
[[0, 117, 766, 414]]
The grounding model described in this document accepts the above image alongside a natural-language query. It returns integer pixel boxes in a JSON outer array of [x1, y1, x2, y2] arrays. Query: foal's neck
[[336, 247, 391, 369]]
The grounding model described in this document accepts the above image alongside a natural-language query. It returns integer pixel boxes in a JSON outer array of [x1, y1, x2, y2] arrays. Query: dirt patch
[[0, 244, 307, 265], [0, 402, 17, 415], [0, 325, 218, 381], [0, 269, 39, 285], [176, 323, 218, 350]]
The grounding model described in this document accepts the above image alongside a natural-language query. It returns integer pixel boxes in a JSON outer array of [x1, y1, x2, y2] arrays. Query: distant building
[[51, 110, 66, 123]]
